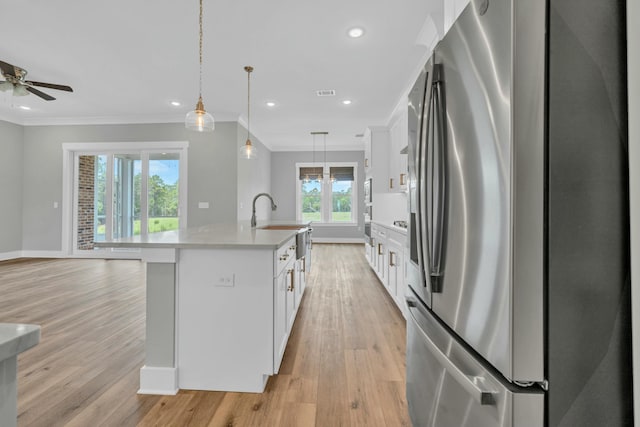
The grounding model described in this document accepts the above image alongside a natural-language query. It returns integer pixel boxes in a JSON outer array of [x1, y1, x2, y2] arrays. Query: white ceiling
[[0, 0, 441, 151]]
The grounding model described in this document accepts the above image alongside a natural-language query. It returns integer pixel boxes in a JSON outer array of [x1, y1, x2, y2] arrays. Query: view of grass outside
[[92, 155, 180, 242], [301, 178, 353, 223], [97, 217, 178, 236]]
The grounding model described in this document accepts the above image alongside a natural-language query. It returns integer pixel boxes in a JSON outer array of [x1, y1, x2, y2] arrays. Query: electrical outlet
[[216, 274, 235, 287]]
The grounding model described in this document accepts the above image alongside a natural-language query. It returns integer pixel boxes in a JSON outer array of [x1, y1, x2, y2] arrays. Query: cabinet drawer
[[275, 237, 296, 276]]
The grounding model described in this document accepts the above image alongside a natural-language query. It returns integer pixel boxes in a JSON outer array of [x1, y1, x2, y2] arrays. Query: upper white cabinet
[[364, 126, 390, 194], [443, 0, 470, 34], [389, 108, 409, 193]]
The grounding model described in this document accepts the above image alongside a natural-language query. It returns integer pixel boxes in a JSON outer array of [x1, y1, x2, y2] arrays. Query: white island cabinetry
[[96, 221, 310, 395]]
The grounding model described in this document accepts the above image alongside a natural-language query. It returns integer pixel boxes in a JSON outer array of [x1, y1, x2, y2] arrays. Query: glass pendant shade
[[0, 81, 13, 92], [13, 85, 29, 97], [240, 138, 257, 159], [185, 97, 214, 132]]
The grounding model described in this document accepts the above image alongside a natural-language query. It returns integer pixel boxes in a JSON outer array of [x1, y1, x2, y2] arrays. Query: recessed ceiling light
[[266, 101, 276, 107], [348, 27, 365, 38], [19, 105, 31, 110], [342, 99, 352, 105], [170, 101, 181, 107]]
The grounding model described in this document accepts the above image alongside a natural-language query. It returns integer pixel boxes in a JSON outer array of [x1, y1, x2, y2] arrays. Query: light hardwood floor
[[0, 244, 409, 426]]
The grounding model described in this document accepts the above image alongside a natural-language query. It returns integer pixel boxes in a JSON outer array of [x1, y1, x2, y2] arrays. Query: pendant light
[[240, 66, 257, 159], [185, 0, 214, 132]]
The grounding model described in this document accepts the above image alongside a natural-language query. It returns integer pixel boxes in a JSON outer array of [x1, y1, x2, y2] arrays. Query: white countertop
[[95, 220, 311, 250], [370, 220, 408, 235], [0, 324, 40, 362]]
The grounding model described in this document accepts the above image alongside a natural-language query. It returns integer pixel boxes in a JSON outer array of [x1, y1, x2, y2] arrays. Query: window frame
[[295, 161, 358, 225]]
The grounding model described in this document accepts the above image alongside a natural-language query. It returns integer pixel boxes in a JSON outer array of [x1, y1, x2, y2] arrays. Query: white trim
[[20, 251, 65, 258], [312, 237, 365, 244], [271, 143, 364, 152], [0, 251, 22, 261], [19, 113, 241, 127], [62, 141, 189, 152], [141, 248, 178, 263], [62, 141, 189, 256], [295, 161, 359, 225], [138, 366, 178, 395]]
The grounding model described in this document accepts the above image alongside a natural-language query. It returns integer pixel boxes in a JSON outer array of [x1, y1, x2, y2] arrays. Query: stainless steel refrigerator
[[405, 0, 632, 425]]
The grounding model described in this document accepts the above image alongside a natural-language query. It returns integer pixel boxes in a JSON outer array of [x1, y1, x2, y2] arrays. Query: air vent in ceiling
[[316, 89, 336, 97], [355, 133, 364, 138]]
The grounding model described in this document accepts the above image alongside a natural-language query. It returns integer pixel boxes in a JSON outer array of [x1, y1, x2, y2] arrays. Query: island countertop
[[95, 220, 311, 250], [0, 323, 40, 362]]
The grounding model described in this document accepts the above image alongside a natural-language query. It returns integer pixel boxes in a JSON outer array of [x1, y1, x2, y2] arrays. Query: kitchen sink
[[258, 225, 306, 230], [259, 224, 310, 259]]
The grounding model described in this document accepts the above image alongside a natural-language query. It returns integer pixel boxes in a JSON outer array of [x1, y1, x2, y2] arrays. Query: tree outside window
[[297, 163, 357, 224]]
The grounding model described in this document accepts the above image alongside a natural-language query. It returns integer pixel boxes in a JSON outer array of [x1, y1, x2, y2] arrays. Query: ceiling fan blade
[[25, 80, 73, 92], [25, 86, 56, 101], [0, 60, 16, 77]]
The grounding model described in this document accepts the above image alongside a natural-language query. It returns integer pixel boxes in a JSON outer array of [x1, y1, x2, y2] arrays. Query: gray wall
[[0, 120, 24, 254], [20, 121, 245, 251], [236, 124, 272, 223], [271, 150, 365, 240]]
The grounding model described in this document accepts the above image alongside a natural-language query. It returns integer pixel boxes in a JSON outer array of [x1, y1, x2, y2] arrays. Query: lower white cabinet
[[367, 222, 407, 317]]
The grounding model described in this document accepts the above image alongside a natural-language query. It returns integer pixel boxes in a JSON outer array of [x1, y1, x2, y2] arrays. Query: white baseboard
[[0, 251, 22, 261], [312, 237, 365, 244], [138, 366, 178, 395], [17, 250, 65, 259]]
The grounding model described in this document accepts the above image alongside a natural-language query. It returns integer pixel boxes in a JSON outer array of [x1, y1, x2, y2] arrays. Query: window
[[63, 141, 188, 257], [297, 162, 357, 224]]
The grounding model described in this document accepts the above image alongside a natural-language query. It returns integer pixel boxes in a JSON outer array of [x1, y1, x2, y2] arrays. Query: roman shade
[[330, 166, 354, 181]]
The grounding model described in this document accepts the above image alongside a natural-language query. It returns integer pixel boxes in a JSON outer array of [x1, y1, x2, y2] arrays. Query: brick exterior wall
[[77, 156, 95, 250]]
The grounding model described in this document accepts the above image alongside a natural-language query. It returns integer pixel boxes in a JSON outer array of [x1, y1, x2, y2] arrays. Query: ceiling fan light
[[185, 97, 214, 132], [13, 85, 29, 97], [0, 81, 13, 92]]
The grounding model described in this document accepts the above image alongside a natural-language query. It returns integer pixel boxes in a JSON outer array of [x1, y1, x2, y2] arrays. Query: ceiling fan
[[0, 60, 73, 101]]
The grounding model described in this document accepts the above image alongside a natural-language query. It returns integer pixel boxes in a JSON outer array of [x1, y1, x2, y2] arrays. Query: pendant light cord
[[199, 0, 204, 98], [247, 68, 251, 138]]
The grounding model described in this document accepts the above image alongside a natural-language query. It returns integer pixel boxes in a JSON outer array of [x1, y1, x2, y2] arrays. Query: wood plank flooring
[[0, 244, 409, 426]]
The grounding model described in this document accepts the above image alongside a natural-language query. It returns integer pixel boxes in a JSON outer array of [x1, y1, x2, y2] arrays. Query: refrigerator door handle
[[419, 67, 435, 290], [416, 69, 432, 289], [407, 297, 497, 405], [429, 64, 447, 292]]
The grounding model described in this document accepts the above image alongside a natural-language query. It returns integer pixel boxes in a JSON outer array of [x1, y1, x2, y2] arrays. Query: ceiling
[[0, 0, 442, 151]]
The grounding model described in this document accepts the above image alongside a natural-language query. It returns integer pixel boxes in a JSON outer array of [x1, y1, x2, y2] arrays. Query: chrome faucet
[[251, 193, 277, 228]]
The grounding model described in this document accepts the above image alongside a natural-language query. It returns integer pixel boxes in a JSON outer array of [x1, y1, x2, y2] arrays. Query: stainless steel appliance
[[405, 0, 632, 426]]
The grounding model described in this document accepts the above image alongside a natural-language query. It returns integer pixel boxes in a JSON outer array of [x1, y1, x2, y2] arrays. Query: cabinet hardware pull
[[378, 243, 383, 255], [365, 158, 369, 168], [301, 257, 306, 272], [400, 173, 406, 186], [280, 253, 289, 261], [287, 269, 295, 292], [389, 251, 396, 266], [389, 178, 394, 189], [290, 245, 296, 251]]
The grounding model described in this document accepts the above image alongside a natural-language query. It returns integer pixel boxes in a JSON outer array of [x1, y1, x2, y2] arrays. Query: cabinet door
[[364, 130, 372, 172], [274, 269, 288, 373], [388, 246, 399, 297], [396, 248, 407, 316], [285, 266, 296, 331], [296, 257, 305, 307]]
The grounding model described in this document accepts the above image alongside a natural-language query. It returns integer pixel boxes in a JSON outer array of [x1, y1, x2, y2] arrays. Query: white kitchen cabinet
[[388, 109, 409, 193], [366, 222, 408, 318], [364, 127, 391, 195]]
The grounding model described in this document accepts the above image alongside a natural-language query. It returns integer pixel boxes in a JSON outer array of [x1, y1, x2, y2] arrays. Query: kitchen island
[[0, 323, 40, 427], [97, 221, 311, 394]]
